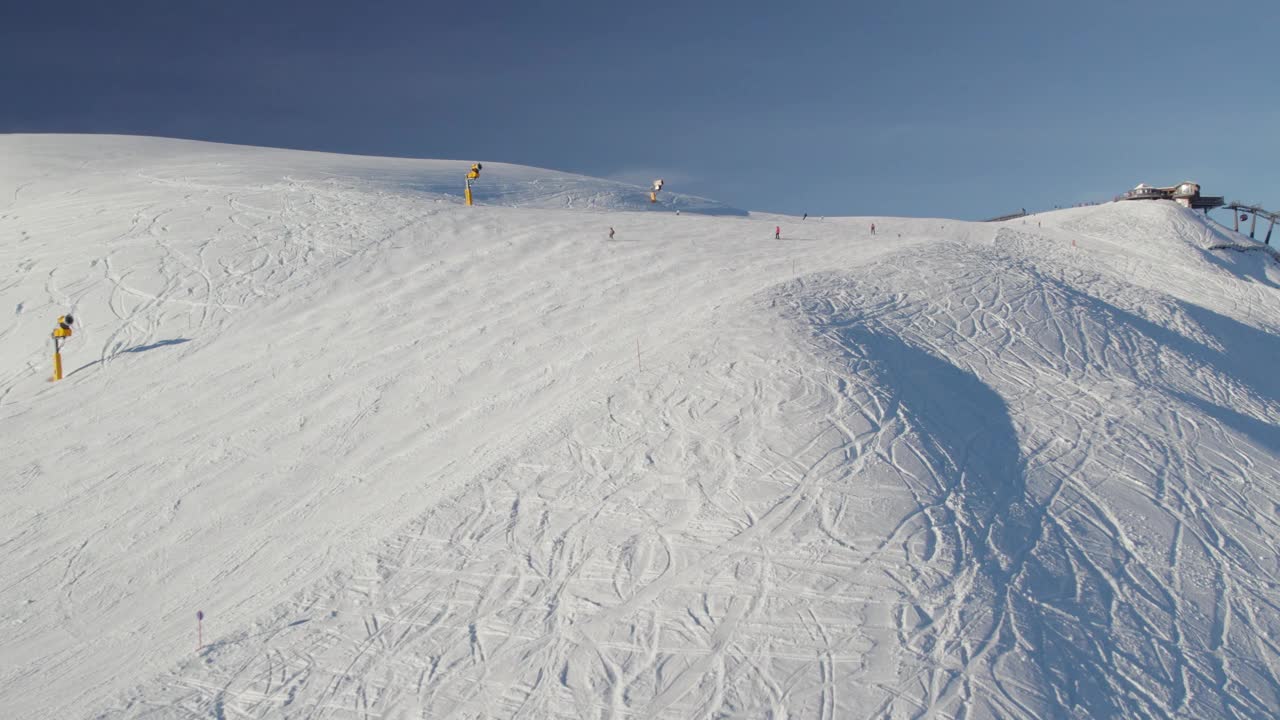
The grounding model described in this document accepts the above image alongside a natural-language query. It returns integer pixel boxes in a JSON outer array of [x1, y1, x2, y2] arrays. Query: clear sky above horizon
[[3, 0, 1276, 219]]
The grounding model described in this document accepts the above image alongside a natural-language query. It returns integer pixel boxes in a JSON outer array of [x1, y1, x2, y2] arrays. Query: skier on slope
[[775, 226, 781, 240], [608, 227, 615, 240]]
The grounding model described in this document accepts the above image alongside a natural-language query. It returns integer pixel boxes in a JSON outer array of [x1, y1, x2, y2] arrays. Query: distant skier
[[803, 213, 808, 220], [775, 226, 781, 240], [608, 227, 615, 240], [870, 223, 876, 235]]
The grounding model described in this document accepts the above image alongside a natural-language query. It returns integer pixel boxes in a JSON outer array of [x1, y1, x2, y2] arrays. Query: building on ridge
[[1118, 181, 1224, 211]]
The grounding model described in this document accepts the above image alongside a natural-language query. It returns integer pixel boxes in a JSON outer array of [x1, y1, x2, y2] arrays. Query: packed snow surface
[[3, 135, 1280, 719]]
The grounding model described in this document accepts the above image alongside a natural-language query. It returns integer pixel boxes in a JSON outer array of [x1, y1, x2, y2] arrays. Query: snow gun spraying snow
[[51, 314, 73, 381], [649, 178, 664, 204], [465, 163, 482, 206]]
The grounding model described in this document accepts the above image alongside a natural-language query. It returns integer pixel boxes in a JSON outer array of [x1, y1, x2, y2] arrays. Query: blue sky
[[3, 0, 1275, 219]]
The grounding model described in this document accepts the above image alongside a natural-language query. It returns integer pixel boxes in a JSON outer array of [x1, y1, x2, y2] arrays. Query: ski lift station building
[[1118, 181, 1224, 211]]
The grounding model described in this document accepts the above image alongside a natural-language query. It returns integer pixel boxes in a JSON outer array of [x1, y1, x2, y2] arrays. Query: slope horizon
[[5, 2, 1276, 220]]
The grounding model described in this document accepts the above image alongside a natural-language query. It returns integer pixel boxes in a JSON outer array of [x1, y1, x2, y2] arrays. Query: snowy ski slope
[[2, 135, 1280, 719]]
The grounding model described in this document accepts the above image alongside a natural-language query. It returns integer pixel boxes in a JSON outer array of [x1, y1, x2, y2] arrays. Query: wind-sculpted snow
[[791, 242, 1280, 717], [3, 136, 1280, 718]]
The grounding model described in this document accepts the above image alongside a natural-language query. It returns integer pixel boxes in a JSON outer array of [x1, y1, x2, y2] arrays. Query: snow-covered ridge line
[[0, 133, 747, 216]]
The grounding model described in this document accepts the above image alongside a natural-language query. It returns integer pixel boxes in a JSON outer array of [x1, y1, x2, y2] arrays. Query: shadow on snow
[[816, 320, 1143, 717]]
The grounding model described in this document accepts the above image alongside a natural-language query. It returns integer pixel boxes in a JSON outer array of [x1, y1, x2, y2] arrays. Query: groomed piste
[[3, 135, 1280, 719]]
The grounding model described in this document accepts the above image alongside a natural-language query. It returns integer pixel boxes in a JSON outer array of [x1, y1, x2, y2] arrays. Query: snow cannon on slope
[[465, 163, 482, 206], [649, 178, 664, 204], [51, 314, 73, 381]]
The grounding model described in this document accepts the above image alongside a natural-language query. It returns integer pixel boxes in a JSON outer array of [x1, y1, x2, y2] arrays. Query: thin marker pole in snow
[[197, 610, 203, 651], [636, 339, 642, 374]]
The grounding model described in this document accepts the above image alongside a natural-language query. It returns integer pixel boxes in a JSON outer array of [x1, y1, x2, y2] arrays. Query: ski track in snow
[[2, 136, 1280, 719]]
